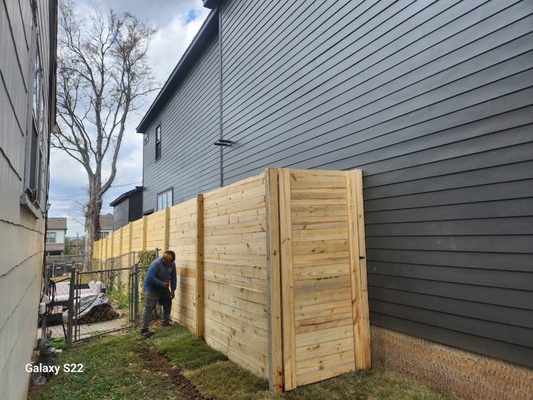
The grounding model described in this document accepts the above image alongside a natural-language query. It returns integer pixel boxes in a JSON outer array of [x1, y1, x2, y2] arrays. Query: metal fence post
[[66, 268, 76, 346], [133, 263, 139, 323]]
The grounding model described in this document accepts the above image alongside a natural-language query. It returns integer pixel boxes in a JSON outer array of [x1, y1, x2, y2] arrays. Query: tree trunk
[[84, 180, 102, 271]]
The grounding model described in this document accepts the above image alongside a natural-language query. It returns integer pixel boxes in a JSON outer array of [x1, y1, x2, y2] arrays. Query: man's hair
[[163, 250, 175, 261]]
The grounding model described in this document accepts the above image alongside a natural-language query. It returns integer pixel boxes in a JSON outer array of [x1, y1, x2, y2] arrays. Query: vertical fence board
[[354, 169, 371, 368], [131, 218, 144, 252], [196, 194, 204, 338], [142, 215, 147, 252], [279, 168, 297, 390], [266, 168, 283, 393], [347, 171, 363, 370], [164, 207, 170, 252]]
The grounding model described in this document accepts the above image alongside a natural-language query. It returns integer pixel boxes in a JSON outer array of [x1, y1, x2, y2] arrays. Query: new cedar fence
[[92, 168, 371, 392]]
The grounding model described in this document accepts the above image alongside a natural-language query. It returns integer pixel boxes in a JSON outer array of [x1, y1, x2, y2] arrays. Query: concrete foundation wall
[[371, 326, 533, 400]]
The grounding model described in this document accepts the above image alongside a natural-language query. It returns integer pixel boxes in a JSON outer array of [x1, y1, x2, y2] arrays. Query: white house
[[45, 217, 67, 255]]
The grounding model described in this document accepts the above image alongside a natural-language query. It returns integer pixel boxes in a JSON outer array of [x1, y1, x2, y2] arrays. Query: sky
[[48, 0, 210, 236]]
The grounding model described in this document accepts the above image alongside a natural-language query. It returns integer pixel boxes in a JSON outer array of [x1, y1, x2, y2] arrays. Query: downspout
[[218, 6, 224, 188]]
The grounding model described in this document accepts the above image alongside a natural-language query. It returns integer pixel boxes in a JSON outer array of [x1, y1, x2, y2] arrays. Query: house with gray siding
[[137, 0, 533, 395], [110, 186, 144, 229], [0, 0, 57, 398]]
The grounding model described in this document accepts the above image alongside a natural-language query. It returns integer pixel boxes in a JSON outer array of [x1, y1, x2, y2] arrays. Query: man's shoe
[[160, 321, 173, 327], [141, 330, 154, 338]]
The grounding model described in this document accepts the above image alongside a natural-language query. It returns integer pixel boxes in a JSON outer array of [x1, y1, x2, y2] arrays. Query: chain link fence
[[40, 252, 151, 344]]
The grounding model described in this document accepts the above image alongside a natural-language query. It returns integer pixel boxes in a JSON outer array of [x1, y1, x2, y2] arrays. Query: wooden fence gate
[[277, 169, 371, 390]]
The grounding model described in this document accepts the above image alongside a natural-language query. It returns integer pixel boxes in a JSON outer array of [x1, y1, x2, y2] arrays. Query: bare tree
[[53, 1, 157, 270]]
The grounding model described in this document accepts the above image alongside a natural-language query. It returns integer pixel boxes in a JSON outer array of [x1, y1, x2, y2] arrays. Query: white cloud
[[50, 1, 209, 236], [147, 5, 211, 82]]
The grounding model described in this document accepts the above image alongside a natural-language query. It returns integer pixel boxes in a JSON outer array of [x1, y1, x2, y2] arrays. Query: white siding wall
[[48, 229, 65, 244]]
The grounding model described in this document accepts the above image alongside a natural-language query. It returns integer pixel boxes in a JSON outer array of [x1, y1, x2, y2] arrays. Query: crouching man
[[140, 250, 177, 337]]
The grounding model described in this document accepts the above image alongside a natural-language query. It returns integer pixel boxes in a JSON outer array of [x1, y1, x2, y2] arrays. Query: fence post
[[265, 169, 283, 393], [133, 263, 139, 322], [142, 216, 148, 252], [195, 194, 205, 339], [110, 231, 114, 261], [128, 223, 133, 269], [118, 227, 123, 267], [103, 237, 107, 268], [164, 207, 170, 252], [353, 170, 371, 368], [66, 268, 76, 346]]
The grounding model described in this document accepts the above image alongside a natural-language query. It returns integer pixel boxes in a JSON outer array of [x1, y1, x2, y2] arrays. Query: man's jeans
[[141, 290, 171, 332]]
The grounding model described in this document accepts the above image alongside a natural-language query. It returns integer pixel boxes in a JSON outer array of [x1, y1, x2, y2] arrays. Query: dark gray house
[[137, 0, 533, 396], [110, 186, 144, 229]]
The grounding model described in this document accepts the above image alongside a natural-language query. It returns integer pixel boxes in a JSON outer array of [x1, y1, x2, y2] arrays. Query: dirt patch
[[138, 346, 212, 400]]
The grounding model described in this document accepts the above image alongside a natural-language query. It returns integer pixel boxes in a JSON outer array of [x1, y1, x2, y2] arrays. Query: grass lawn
[[29, 325, 453, 400]]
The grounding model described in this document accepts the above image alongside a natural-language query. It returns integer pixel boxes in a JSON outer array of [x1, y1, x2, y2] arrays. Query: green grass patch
[[284, 367, 452, 400], [31, 324, 452, 400], [184, 360, 269, 400], [150, 325, 227, 370], [29, 331, 182, 400], [51, 338, 68, 350]]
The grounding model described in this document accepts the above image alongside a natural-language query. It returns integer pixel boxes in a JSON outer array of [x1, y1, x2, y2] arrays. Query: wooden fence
[[92, 168, 370, 392]]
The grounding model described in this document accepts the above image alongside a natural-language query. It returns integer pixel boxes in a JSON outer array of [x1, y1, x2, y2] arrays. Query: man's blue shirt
[[143, 257, 177, 294]]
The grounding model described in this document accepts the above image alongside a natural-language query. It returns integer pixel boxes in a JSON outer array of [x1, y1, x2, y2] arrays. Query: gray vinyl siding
[[217, 0, 533, 368], [129, 190, 143, 221], [142, 31, 220, 213], [112, 199, 129, 230]]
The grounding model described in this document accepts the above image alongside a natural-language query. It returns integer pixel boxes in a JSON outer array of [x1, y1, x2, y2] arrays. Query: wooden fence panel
[[120, 224, 132, 283], [130, 218, 145, 252], [146, 209, 167, 252], [92, 240, 101, 269], [168, 197, 199, 333], [105, 236, 111, 267], [279, 169, 370, 390], [203, 173, 270, 378], [90, 168, 370, 391], [112, 229, 122, 259]]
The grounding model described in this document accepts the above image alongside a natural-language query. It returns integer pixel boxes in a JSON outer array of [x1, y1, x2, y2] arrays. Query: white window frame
[[46, 231, 56, 243], [157, 188, 173, 211]]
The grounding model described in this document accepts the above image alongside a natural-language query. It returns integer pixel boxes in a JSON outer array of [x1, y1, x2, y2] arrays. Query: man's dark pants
[[141, 290, 171, 332]]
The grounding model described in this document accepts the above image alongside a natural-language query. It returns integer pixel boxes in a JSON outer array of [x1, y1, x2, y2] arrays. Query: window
[[155, 125, 161, 160], [157, 189, 173, 211], [99, 231, 110, 239], [24, 11, 44, 208], [46, 232, 56, 243]]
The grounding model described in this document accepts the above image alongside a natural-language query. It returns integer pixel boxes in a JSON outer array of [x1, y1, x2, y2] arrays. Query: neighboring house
[[98, 213, 114, 238], [65, 235, 85, 256], [45, 217, 67, 255], [136, 0, 533, 394], [86, 213, 114, 239], [0, 0, 57, 399], [109, 186, 143, 229]]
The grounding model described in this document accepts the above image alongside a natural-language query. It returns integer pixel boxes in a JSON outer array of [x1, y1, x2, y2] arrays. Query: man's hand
[[162, 282, 169, 289], [170, 291, 175, 300]]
